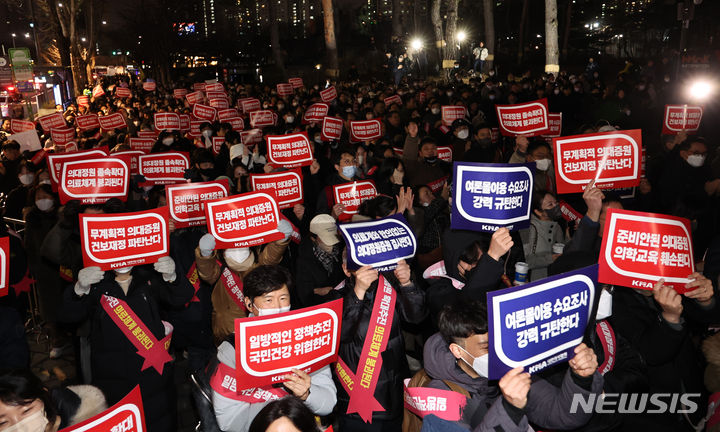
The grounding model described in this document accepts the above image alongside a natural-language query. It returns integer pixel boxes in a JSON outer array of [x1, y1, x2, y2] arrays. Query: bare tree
[[268, 0, 286, 79], [392, 0, 402, 38], [53, 0, 88, 95], [322, 0, 339, 78], [430, 0, 443, 66], [482, 0, 495, 71], [517, 0, 528, 64], [545, 0, 559, 75]]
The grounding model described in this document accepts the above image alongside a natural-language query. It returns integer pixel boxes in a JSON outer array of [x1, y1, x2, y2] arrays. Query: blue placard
[[339, 214, 417, 272], [487, 265, 597, 380], [451, 162, 534, 232]]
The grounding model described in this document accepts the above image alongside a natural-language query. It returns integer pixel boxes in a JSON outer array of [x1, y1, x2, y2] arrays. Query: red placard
[[384, 94, 402, 106], [303, 103, 329, 124], [92, 85, 105, 99], [179, 114, 191, 131], [142, 81, 156, 92], [350, 119, 382, 142], [320, 86, 337, 103], [47, 148, 109, 189], [662, 104, 703, 135], [218, 108, 239, 122], [80, 207, 169, 271], [496, 98, 550, 136], [51, 127, 76, 146], [554, 129, 642, 194], [250, 169, 304, 209], [266, 132, 313, 168], [206, 91, 227, 101], [288, 77, 304, 88], [113, 150, 144, 175], [212, 136, 225, 155], [437, 146, 453, 162], [63, 142, 79, 153], [193, 103, 217, 122], [188, 121, 203, 138], [250, 110, 276, 128], [115, 87, 131, 98], [37, 112, 65, 131], [599, 209, 694, 293], [129, 137, 155, 153], [77, 95, 90, 107], [226, 117, 244, 131], [173, 88, 188, 99], [186, 91, 204, 105], [138, 152, 190, 185], [234, 299, 343, 390], [59, 386, 146, 432], [59, 158, 129, 204], [193, 82, 206, 92], [205, 82, 224, 93], [98, 113, 127, 130], [333, 180, 377, 221], [321, 117, 343, 141], [543, 113, 563, 138], [240, 129, 263, 146], [0, 237, 8, 297], [10, 119, 35, 133], [166, 180, 230, 228], [205, 192, 284, 248], [137, 130, 158, 139], [240, 98, 261, 113], [209, 98, 229, 109], [441, 106, 467, 127], [76, 114, 101, 131], [277, 83, 293, 97], [154, 112, 181, 131]]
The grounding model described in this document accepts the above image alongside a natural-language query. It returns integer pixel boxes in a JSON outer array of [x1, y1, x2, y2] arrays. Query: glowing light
[[411, 38, 422, 51], [457, 31, 467, 42], [687, 79, 714, 101]]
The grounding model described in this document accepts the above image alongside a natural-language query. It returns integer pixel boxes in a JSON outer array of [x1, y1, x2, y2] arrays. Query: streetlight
[[687, 79, 714, 102], [10, 33, 16, 48], [410, 38, 423, 52], [102, 20, 107, 25], [457, 30, 467, 43]]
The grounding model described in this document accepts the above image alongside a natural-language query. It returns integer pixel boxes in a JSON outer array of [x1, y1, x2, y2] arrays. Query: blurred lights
[[687, 79, 714, 102], [410, 38, 423, 51], [457, 30, 466, 42]]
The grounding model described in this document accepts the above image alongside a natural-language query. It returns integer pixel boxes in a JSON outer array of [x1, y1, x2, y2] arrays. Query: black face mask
[[545, 206, 562, 221], [199, 168, 215, 178], [475, 138, 493, 149]]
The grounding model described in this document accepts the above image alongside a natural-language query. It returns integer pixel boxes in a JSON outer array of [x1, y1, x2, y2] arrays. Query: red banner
[[80, 207, 169, 271], [554, 129, 642, 194], [437, 146, 452, 162], [218, 108, 239, 122], [240, 98, 261, 113], [0, 237, 8, 297], [441, 106, 467, 127], [113, 150, 144, 175], [234, 299, 343, 390], [193, 103, 217, 122], [322, 117, 343, 141], [115, 87, 131, 98], [10, 119, 35, 133], [138, 152, 190, 185], [599, 209, 694, 293], [205, 192, 284, 248], [250, 110, 276, 128], [320, 86, 337, 103], [277, 83, 293, 97], [241, 129, 263, 146], [384, 95, 402, 106], [37, 112, 65, 131], [193, 82, 206, 92], [51, 127, 75, 146], [166, 180, 230, 228], [59, 158, 129, 204], [558, 200, 583, 223], [47, 148, 109, 189], [59, 386, 146, 432], [209, 98, 229, 109], [333, 180, 377, 221], [250, 169, 304, 209], [186, 91, 204, 105], [137, 130, 158, 139], [212, 136, 225, 155], [142, 81, 156, 92], [350, 119, 382, 142], [77, 95, 90, 107], [98, 113, 127, 130], [543, 113, 563, 138], [129, 137, 155, 153], [496, 98, 550, 136], [205, 82, 224, 93], [173, 88, 188, 99], [404, 379, 467, 421], [266, 132, 313, 168], [662, 104, 703, 135], [76, 114, 100, 131], [154, 112, 181, 131], [303, 103, 329, 124], [288, 77, 304, 89], [226, 117, 244, 131], [92, 85, 105, 99]]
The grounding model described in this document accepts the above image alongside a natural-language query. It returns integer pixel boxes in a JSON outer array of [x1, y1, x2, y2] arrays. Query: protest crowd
[[0, 56, 719, 432]]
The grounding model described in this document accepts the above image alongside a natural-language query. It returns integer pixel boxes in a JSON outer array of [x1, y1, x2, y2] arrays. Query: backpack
[[402, 369, 471, 432]]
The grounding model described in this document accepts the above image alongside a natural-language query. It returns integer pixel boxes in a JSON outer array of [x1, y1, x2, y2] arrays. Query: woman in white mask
[[4, 161, 37, 219], [525, 140, 555, 195], [209, 265, 337, 432], [0, 370, 60, 432]]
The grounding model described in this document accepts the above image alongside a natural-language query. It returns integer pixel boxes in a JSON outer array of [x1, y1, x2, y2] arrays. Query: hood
[[441, 229, 488, 280], [423, 333, 486, 391]]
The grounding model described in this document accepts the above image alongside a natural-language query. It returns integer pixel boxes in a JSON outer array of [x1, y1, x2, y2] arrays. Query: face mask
[[624, 109, 631, 116], [285, 115, 294, 123], [392, 169, 404, 184], [446, 92, 453, 97], [225, 249, 255, 272], [35, 199, 54, 212], [637, 85, 646, 91], [457, 129, 469, 140], [342, 165, 356, 178], [314, 136, 323, 144], [596, 289, 613, 320], [424, 156, 438, 164], [554, 89, 560, 95], [357, 155, 364, 165], [489, 94, 496, 101], [277, 104, 285, 110], [686, 154, 705, 168], [545, 205, 562, 221], [19, 173, 35, 186], [133, 120, 140, 126], [535, 158, 551, 171], [431, 108, 440, 115], [254, 304, 291, 316], [115, 266, 133, 274], [199, 168, 215, 178], [3, 409, 49, 432], [422, 201, 430, 207], [202, 129, 213, 138], [263, 103, 269, 109], [162, 137, 174, 146], [476, 138, 493, 148], [458, 345, 489, 378]]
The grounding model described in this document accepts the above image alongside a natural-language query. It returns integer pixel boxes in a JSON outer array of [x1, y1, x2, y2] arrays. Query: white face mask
[[357, 155, 364, 165], [686, 154, 705, 168], [115, 266, 133, 274], [285, 115, 294, 123], [35, 199, 54, 212], [314, 136, 323, 144], [162, 137, 174, 146], [19, 173, 35, 185], [431, 107, 440, 115], [457, 129, 469, 140], [458, 345, 489, 378], [3, 408, 49, 432], [202, 129, 213, 138], [535, 158, 551, 171], [596, 289, 613, 320], [254, 304, 291, 316]]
